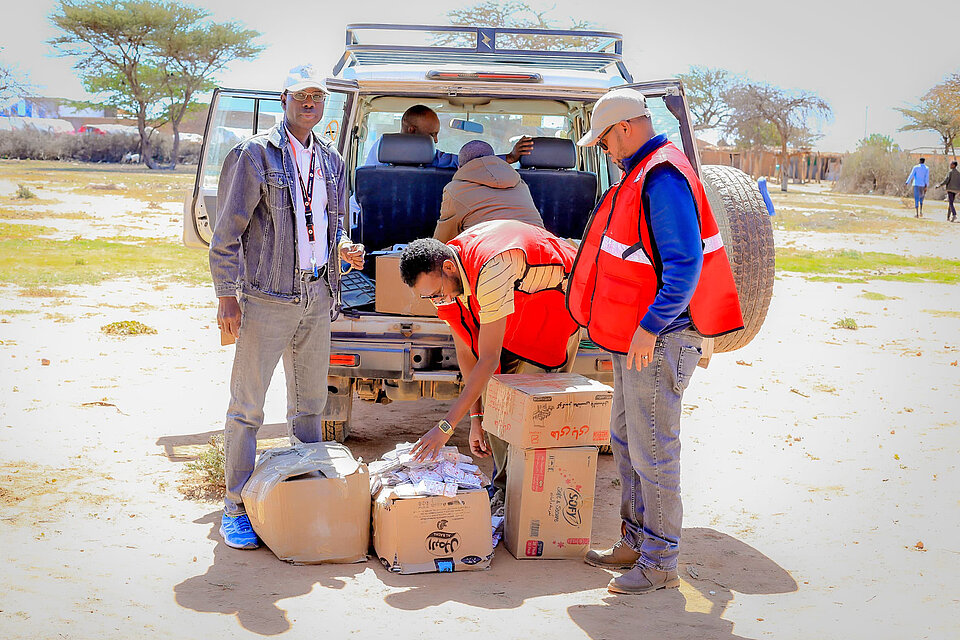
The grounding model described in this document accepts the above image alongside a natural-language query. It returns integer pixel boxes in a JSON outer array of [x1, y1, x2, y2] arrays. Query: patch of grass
[[15, 183, 36, 199], [923, 309, 960, 319], [0, 234, 209, 287], [860, 291, 900, 301], [0, 308, 36, 315], [101, 320, 157, 336], [43, 312, 74, 323], [776, 248, 960, 284], [19, 286, 71, 298], [0, 204, 90, 221], [180, 435, 225, 501], [0, 222, 55, 239], [834, 317, 859, 330]]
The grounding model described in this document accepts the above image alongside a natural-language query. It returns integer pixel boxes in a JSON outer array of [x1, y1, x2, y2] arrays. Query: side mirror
[[449, 118, 483, 134]]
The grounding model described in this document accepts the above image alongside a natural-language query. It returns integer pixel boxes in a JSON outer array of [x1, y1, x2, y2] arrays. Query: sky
[[1, 0, 956, 154]]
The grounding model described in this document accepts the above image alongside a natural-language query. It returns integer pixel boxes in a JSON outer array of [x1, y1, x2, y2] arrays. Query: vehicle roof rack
[[333, 23, 633, 82]]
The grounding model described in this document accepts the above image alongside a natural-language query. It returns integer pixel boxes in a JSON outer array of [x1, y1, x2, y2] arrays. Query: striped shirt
[[455, 249, 566, 324]]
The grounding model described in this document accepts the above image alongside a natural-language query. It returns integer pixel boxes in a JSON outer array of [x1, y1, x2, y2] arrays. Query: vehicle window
[[358, 111, 573, 165], [201, 95, 257, 190], [201, 92, 351, 190], [647, 96, 683, 150]]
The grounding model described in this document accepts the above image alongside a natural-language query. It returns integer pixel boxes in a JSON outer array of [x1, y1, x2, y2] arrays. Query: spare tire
[[700, 165, 775, 353]]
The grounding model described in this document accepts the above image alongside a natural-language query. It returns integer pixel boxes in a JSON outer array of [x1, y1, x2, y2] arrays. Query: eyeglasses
[[290, 91, 326, 103], [596, 123, 617, 152], [419, 273, 446, 300]]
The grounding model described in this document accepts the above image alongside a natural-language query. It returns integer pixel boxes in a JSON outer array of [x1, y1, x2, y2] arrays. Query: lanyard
[[289, 137, 320, 275]]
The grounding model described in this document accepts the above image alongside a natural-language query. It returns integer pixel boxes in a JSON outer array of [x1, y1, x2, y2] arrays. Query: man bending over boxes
[[399, 220, 580, 494]]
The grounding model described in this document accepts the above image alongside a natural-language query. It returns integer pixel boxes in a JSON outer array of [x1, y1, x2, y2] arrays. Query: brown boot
[[584, 539, 641, 569], [608, 565, 680, 595]]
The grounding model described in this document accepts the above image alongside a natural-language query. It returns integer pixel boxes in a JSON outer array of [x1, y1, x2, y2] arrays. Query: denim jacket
[[209, 122, 347, 310]]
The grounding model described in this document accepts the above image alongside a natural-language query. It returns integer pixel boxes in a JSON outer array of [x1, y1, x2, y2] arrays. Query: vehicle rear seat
[[518, 137, 598, 240], [354, 133, 455, 252]]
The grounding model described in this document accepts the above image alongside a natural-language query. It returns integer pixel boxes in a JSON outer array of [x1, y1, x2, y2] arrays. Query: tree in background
[[50, 0, 261, 169], [678, 66, 735, 132], [0, 48, 32, 106], [837, 134, 914, 196], [897, 75, 960, 158], [438, 1, 601, 50], [724, 82, 831, 191]]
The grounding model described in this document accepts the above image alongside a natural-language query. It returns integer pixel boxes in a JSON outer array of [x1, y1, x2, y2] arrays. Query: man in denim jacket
[[209, 65, 364, 549]]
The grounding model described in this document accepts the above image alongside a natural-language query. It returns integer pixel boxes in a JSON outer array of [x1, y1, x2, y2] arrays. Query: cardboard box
[[374, 253, 438, 317], [482, 373, 613, 449], [504, 446, 598, 559], [373, 488, 493, 574], [241, 442, 370, 564]]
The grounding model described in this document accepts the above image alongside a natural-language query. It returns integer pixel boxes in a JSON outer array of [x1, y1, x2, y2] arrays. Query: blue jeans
[[223, 272, 332, 516], [610, 328, 702, 572], [914, 185, 926, 209]]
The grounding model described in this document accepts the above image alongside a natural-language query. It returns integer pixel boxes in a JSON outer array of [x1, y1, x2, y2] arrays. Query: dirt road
[[1, 170, 958, 639]]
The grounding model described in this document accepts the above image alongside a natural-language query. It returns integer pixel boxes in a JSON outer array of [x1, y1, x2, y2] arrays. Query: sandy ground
[[1, 173, 959, 639]]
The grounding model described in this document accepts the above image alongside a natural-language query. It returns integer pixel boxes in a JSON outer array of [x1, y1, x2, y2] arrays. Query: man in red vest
[[399, 220, 580, 494], [567, 88, 743, 594]]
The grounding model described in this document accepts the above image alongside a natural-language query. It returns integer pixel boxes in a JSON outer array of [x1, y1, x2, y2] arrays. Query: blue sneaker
[[219, 513, 259, 549]]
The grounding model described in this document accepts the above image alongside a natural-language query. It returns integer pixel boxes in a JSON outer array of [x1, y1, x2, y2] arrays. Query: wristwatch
[[437, 419, 454, 435]]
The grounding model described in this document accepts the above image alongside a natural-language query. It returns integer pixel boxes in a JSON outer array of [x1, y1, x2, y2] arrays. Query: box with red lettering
[[481, 373, 613, 449], [504, 446, 598, 559]]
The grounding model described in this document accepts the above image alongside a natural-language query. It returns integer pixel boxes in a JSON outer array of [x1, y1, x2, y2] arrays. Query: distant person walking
[[906, 158, 930, 218], [937, 160, 960, 222]]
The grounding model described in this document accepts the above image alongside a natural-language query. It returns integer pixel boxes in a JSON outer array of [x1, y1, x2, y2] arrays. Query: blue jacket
[[209, 122, 347, 306]]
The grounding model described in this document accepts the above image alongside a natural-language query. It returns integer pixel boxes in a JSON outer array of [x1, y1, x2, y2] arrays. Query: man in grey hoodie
[[433, 140, 544, 243]]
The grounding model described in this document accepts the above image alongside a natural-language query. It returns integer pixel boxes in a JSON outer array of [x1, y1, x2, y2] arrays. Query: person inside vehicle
[[363, 104, 533, 168], [399, 220, 580, 496], [433, 140, 544, 243]]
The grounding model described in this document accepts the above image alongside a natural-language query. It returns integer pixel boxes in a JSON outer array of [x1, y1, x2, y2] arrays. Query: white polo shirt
[[286, 129, 329, 270]]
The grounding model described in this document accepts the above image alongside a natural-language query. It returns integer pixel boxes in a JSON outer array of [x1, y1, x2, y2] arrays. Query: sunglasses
[[596, 123, 618, 152], [289, 91, 326, 103]]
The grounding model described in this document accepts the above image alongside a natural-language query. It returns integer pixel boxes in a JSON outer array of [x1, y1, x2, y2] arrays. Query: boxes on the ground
[[241, 442, 370, 564], [504, 446, 598, 559], [374, 253, 438, 317], [482, 373, 613, 449], [373, 487, 493, 574]]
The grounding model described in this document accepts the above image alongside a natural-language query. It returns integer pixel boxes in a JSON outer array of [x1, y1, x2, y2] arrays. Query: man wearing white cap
[[209, 64, 365, 549], [567, 88, 743, 593]]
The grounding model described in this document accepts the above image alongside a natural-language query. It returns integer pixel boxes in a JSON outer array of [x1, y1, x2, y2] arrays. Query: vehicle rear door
[[183, 79, 359, 248]]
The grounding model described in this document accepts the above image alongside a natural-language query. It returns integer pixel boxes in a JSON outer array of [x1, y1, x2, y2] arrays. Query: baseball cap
[[282, 64, 329, 94], [577, 88, 651, 147]]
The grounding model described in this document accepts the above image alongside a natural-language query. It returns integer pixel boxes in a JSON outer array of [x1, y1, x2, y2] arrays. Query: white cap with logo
[[577, 88, 651, 147], [282, 64, 329, 94]]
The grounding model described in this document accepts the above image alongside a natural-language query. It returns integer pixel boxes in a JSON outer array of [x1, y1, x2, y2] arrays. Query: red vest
[[436, 220, 580, 369], [566, 141, 743, 354]]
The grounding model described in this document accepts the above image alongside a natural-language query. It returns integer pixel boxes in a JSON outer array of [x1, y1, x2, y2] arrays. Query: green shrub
[[15, 183, 36, 199], [834, 317, 859, 330]]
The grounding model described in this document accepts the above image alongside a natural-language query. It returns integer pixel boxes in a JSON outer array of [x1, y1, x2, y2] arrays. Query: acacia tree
[[50, 0, 261, 169], [897, 76, 960, 158], [50, 0, 200, 168], [724, 82, 831, 191], [438, 1, 601, 50], [678, 66, 734, 131]]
